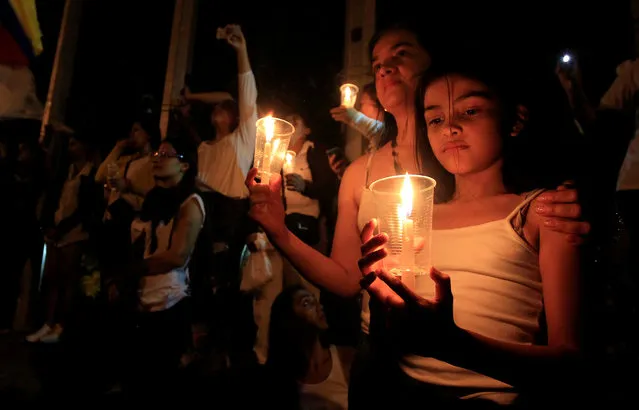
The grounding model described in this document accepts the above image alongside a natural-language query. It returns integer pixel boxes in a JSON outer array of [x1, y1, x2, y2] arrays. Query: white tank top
[[298, 345, 349, 410], [356, 151, 380, 334], [132, 193, 206, 312], [400, 190, 545, 404]]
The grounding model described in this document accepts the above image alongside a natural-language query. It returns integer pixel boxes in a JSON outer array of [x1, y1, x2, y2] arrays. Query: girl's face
[[151, 141, 188, 179], [292, 289, 328, 330], [371, 29, 431, 114], [423, 75, 504, 176]]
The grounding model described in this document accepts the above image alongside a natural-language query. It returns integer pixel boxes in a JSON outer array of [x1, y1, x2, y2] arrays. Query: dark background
[[31, 0, 634, 152]]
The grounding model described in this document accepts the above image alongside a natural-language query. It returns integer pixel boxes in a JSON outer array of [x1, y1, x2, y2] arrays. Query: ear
[[304, 126, 312, 137], [180, 162, 190, 174], [510, 104, 529, 137]]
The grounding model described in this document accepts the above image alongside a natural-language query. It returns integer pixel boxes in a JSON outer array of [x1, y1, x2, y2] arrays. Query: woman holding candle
[[358, 63, 583, 407], [246, 23, 590, 409]]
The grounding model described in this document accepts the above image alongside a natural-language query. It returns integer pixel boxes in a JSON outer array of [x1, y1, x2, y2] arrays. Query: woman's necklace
[[391, 139, 406, 175]]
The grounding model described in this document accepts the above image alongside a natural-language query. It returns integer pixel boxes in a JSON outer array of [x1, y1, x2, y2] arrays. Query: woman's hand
[[246, 168, 288, 243], [285, 173, 306, 193], [219, 24, 246, 51], [535, 183, 590, 244], [358, 219, 457, 356]]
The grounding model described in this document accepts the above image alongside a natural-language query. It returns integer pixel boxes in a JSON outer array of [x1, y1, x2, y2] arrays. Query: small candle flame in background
[[285, 152, 294, 165]]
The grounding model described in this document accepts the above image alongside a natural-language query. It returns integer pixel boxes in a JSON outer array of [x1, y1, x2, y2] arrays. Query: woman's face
[[371, 29, 431, 114], [285, 114, 311, 145], [211, 105, 232, 129], [130, 122, 150, 150], [423, 75, 504, 176], [151, 141, 187, 179], [292, 289, 328, 330]]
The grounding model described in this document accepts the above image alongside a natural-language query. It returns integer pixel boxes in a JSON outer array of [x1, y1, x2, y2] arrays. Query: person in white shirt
[[189, 25, 259, 366], [196, 24, 257, 199]]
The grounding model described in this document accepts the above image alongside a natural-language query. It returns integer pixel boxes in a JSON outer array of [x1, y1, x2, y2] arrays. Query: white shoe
[[40, 324, 63, 343], [26, 324, 52, 342]]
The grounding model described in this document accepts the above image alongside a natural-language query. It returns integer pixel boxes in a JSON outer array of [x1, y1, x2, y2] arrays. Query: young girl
[[358, 65, 582, 408], [267, 285, 353, 410]]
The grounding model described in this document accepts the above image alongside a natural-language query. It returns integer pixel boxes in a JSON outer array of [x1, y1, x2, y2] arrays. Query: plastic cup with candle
[[254, 115, 295, 184], [283, 150, 296, 175], [370, 174, 436, 291], [340, 83, 359, 108]]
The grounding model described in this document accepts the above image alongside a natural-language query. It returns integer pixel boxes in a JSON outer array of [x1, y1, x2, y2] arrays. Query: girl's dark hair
[[266, 285, 328, 381], [218, 99, 240, 131], [413, 61, 534, 203], [135, 116, 162, 151]]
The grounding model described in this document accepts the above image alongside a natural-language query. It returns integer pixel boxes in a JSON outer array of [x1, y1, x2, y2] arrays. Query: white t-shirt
[[197, 71, 258, 198]]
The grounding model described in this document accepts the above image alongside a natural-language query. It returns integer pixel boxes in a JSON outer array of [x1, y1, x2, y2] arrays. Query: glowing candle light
[[261, 115, 274, 184], [283, 150, 296, 174], [399, 173, 415, 268], [340, 83, 359, 108]]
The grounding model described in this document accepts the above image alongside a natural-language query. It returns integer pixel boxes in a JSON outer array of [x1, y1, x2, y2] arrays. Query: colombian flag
[[0, 0, 43, 65]]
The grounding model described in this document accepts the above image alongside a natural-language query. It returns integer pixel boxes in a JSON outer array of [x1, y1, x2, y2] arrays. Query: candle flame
[[264, 115, 275, 142], [285, 152, 293, 164], [400, 173, 413, 219], [344, 87, 351, 104]]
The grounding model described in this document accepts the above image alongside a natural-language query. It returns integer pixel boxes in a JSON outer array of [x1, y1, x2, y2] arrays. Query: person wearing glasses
[[111, 136, 205, 400]]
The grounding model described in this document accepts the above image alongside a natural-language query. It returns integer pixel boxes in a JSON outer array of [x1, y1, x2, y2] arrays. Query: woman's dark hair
[[413, 61, 535, 203], [140, 133, 199, 253], [163, 133, 199, 195], [266, 285, 328, 381], [218, 99, 240, 131], [136, 116, 162, 150]]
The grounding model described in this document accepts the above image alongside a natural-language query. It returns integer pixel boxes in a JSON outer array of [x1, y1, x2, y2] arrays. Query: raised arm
[[330, 107, 384, 144], [246, 164, 365, 297], [221, 24, 257, 176], [185, 90, 234, 105]]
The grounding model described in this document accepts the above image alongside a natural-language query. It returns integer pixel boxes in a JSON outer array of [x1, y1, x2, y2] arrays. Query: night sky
[[31, 0, 633, 153]]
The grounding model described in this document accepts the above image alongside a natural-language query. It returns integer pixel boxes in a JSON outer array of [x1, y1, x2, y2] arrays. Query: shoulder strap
[[364, 150, 376, 188], [508, 188, 547, 239]]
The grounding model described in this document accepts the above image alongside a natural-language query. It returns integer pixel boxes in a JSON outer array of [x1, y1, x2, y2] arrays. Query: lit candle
[[343, 87, 351, 106], [283, 150, 295, 174], [340, 83, 359, 108], [399, 173, 414, 268], [262, 115, 275, 184]]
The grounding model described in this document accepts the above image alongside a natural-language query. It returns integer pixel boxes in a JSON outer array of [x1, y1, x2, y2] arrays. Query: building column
[[39, 0, 82, 142], [342, 0, 376, 161], [159, 0, 198, 138]]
